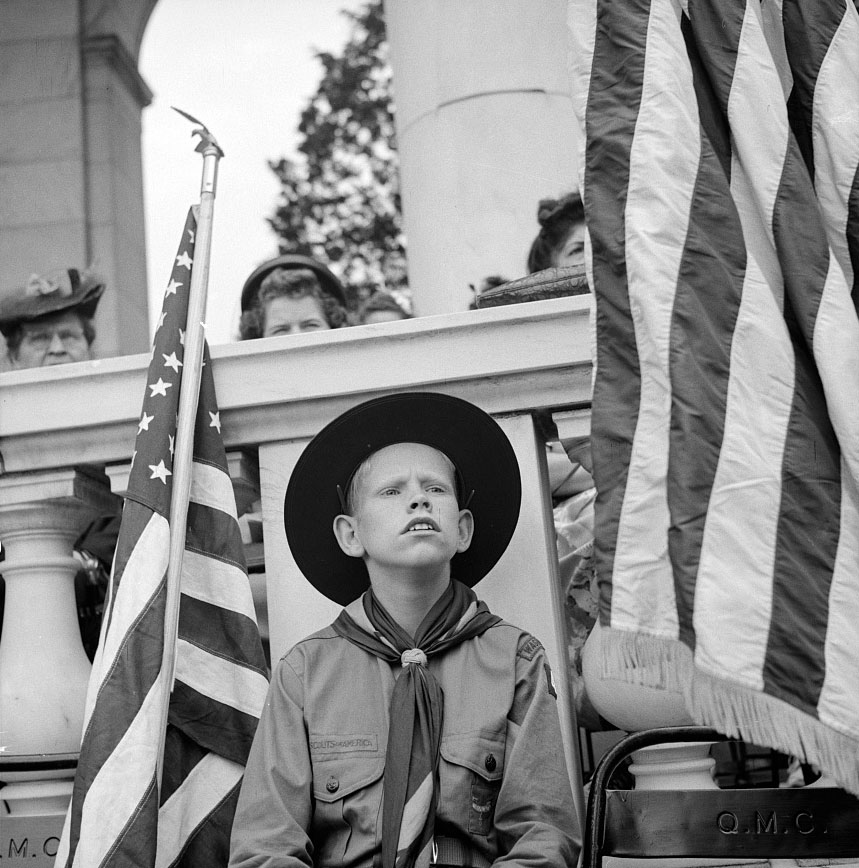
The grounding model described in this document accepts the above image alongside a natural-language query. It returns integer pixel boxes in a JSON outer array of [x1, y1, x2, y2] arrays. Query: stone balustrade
[[0, 296, 593, 850]]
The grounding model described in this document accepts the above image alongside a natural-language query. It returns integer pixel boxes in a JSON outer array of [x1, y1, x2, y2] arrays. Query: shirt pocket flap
[[312, 756, 385, 804], [440, 731, 505, 782]]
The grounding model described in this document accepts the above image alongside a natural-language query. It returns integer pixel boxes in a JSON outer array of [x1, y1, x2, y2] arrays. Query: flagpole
[[155, 111, 224, 786]]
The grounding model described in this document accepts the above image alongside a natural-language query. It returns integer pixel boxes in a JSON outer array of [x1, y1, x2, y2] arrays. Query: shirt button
[[326, 776, 339, 793], [484, 754, 496, 772]]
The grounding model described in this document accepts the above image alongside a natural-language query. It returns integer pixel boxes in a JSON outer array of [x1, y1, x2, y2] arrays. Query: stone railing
[[0, 296, 593, 850]]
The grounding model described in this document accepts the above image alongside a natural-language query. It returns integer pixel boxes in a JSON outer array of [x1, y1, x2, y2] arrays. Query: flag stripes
[[687, 0, 798, 692], [58, 207, 268, 867], [156, 753, 244, 868], [570, 0, 859, 792], [178, 594, 265, 672], [185, 501, 245, 564], [168, 681, 260, 766], [92, 508, 170, 686], [174, 638, 269, 718], [584, 0, 647, 609], [180, 550, 256, 619], [190, 460, 239, 519], [67, 675, 165, 867]]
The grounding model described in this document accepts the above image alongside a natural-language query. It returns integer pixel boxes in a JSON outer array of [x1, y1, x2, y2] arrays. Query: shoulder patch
[[517, 634, 543, 661]]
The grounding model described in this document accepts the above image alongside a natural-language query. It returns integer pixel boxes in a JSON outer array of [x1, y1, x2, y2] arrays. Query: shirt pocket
[[310, 747, 385, 865], [439, 730, 506, 837]]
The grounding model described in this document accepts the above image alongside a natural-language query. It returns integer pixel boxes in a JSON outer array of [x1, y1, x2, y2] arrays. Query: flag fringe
[[598, 625, 692, 693], [688, 668, 859, 798], [597, 626, 859, 796]]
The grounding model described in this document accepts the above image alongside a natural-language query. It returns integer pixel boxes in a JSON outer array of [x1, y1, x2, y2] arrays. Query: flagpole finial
[[171, 106, 225, 159]]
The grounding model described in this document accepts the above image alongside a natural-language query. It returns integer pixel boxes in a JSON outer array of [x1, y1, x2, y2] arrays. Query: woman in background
[[239, 254, 348, 339], [527, 191, 586, 273]]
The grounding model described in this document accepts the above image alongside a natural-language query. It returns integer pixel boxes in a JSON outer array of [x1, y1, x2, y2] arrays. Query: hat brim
[[240, 254, 346, 311], [284, 392, 522, 605], [0, 278, 104, 337]]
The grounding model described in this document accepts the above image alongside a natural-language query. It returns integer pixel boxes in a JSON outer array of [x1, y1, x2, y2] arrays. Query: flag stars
[[148, 377, 173, 398], [163, 351, 183, 373], [138, 412, 155, 434], [179, 328, 185, 346], [149, 459, 172, 485], [157, 311, 167, 331], [164, 278, 182, 298], [168, 434, 175, 458], [175, 251, 193, 270], [209, 411, 221, 433]]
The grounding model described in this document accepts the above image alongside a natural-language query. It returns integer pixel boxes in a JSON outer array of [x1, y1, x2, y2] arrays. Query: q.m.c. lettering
[[717, 809, 818, 836]]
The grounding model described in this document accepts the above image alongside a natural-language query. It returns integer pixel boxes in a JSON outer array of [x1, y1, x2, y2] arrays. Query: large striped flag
[[56, 208, 270, 867], [568, 0, 859, 792]]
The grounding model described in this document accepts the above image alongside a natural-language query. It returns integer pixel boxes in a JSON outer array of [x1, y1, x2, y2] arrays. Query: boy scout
[[230, 392, 580, 867]]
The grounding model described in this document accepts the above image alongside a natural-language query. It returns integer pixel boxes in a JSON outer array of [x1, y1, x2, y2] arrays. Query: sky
[[139, 0, 364, 345]]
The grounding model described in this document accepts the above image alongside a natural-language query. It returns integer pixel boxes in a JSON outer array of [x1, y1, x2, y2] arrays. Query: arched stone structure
[[2, 1, 580, 356], [0, 0, 158, 365]]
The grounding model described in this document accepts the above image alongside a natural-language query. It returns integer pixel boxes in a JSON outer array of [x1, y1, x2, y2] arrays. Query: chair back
[[584, 726, 859, 868]]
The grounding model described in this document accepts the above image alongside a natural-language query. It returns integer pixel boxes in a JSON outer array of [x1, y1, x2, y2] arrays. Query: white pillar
[[385, 1, 580, 315], [260, 439, 339, 662]]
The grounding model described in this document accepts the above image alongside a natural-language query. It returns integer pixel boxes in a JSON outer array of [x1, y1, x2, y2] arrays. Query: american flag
[[56, 208, 270, 867], [568, 0, 859, 792]]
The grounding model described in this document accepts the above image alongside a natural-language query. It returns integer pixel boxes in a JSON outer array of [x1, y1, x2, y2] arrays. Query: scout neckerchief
[[332, 579, 501, 868]]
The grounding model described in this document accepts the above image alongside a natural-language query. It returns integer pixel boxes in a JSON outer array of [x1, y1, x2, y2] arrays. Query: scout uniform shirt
[[229, 618, 580, 867]]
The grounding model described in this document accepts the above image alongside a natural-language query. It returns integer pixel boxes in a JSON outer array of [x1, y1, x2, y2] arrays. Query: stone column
[[385, 0, 580, 315], [0, 466, 119, 847], [0, 2, 89, 299], [78, 30, 154, 359], [0, 0, 156, 369]]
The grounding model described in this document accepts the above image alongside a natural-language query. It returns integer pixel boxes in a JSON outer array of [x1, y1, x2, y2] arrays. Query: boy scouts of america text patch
[[309, 733, 380, 757]]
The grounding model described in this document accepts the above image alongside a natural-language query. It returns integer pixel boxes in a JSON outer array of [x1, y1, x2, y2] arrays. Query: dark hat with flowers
[[0, 268, 105, 338]]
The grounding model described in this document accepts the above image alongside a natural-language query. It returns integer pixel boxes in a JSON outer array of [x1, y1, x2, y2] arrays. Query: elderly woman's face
[[263, 294, 330, 337], [13, 310, 92, 368]]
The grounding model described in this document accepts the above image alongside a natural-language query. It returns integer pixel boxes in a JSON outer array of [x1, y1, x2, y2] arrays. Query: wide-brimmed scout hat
[[284, 392, 522, 605], [0, 268, 105, 338], [240, 254, 346, 312]]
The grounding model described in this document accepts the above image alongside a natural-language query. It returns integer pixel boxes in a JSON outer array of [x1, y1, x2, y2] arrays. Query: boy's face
[[333, 442, 474, 579]]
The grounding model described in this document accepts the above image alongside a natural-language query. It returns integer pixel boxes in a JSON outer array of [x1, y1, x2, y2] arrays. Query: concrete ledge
[[0, 296, 593, 473]]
